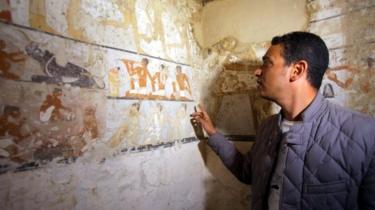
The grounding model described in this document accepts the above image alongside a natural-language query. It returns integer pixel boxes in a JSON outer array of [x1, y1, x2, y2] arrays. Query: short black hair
[[271, 31, 329, 89]]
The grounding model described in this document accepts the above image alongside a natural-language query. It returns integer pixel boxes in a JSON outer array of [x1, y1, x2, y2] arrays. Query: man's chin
[[258, 91, 274, 101]]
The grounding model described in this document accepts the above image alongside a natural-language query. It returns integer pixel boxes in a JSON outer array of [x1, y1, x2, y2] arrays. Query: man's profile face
[[254, 44, 291, 101]]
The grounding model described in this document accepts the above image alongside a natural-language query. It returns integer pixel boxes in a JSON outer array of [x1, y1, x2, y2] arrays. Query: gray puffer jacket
[[208, 93, 375, 210]]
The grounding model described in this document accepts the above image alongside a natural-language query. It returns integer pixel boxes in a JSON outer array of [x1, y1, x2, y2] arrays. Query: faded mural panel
[[0, 23, 106, 171], [106, 100, 194, 150], [0, 0, 199, 173], [0, 0, 11, 22], [6, 0, 200, 64], [106, 49, 193, 101]]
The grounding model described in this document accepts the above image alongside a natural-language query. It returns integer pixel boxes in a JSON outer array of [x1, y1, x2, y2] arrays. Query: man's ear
[[290, 60, 308, 82]]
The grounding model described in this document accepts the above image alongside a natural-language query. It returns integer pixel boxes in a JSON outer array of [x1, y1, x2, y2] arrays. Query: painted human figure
[[79, 106, 98, 139], [0, 40, 26, 80], [358, 57, 374, 94], [109, 102, 141, 148], [172, 66, 192, 100], [39, 88, 73, 122], [145, 103, 165, 145], [170, 103, 191, 139], [108, 66, 121, 97], [0, 0, 12, 22], [69, 106, 98, 157], [0, 106, 27, 142], [0, 105, 36, 161], [123, 58, 152, 97], [150, 64, 168, 99]]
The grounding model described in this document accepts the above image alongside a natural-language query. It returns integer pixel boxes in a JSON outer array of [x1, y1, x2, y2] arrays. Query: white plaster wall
[[195, 0, 308, 48]]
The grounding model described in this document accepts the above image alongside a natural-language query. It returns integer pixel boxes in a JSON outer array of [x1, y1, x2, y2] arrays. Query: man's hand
[[190, 104, 217, 136]]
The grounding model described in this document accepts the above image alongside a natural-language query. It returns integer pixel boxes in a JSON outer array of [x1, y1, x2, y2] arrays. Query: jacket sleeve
[[208, 132, 253, 185], [359, 151, 375, 210]]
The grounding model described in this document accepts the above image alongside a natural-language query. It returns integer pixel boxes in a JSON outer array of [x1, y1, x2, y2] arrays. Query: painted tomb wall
[[2, 0, 372, 209]]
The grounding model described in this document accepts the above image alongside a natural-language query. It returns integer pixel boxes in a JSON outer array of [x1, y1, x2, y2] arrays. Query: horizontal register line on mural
[[6, 78, 107, 91], [0, 134, 256, 174], [0, 20, 190, 68], [0, 136, 198, 174], [107, 96, 194, 102]]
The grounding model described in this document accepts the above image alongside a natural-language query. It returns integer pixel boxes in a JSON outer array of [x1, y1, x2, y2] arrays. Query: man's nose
[[254, 68, 262, 77]]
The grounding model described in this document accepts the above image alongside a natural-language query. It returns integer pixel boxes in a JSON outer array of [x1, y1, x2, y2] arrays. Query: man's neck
[[280, 89, 317, 121]]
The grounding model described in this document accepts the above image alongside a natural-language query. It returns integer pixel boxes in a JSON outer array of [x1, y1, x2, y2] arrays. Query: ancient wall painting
[[25, 42, 105, 89], [0, 23, 107, 172], [106, 100, 195, 150], [0, 22, 197, 172], [0, 22, 105, 89], [326, 59, 374, 94], [0, 39, 26, 80], [323, 55, 375, 114], [326, 65, 358, 90], [0, 79, 105, 172], [0, 0, 11, 22], [106, 50, 193, 101], [2, 0, 198, 64]]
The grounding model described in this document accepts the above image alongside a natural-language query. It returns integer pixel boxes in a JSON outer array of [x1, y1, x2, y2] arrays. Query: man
[[150, 64, 168, 99], [39, 88, 72, 122], [0, 39, 25, 80], [108, 66, 121, 97], [0, 105, 36, 161], [172, 65, 192, 100], [191, 32, 375, 210], [123, 58, 152, 97]]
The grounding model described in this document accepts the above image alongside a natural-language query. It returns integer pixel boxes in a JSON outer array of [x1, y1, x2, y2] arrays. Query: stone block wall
[[309, 0, 375, 115]]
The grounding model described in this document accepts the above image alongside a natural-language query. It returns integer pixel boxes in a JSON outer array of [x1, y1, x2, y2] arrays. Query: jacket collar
[[278, 93, 327, 145], [277, 92, 326, 123], [300, 93, 326, 123]]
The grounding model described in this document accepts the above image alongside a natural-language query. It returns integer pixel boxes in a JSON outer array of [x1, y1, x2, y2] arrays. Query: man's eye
[[261, 61, 271, 68]]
